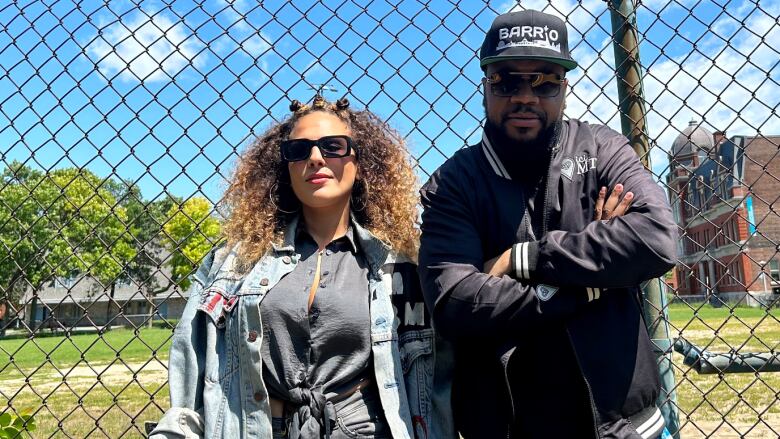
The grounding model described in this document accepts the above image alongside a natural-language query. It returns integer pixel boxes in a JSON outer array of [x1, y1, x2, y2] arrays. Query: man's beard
[[485, 112, 562, 182]]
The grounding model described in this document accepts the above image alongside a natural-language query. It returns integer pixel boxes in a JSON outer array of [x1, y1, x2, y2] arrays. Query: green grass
[[664, 303, 780, 437], [1, 327, 174, 438], [0, 326, 175, 371], [2, 306, 780, 437], [667, 302, 780, 323]]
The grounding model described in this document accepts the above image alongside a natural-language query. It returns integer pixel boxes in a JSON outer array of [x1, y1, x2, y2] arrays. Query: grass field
[[1, 304, 779, 437], [665, 304, 780, 438], [0, 326, 174, 438]]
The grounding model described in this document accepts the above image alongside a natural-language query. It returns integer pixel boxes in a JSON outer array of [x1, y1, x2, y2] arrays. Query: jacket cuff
[[511, 241, 539, 281]]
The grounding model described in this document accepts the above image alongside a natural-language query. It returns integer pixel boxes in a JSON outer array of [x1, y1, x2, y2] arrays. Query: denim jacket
[[150, 215, 455, 439]]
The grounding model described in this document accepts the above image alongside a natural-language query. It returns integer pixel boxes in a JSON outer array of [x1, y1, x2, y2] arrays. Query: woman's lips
[[306, 173, 332, 184]]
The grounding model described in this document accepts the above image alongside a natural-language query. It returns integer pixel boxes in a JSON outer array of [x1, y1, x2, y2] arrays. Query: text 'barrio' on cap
[[480, 9, 578, 71]]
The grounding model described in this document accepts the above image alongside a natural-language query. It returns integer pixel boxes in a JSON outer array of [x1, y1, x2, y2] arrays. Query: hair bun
[[289, 100, 304, 112], [335, 97, 350, 111]]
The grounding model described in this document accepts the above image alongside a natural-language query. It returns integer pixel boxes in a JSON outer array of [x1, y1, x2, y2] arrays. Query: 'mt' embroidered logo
[[561, 154, 597, 180]]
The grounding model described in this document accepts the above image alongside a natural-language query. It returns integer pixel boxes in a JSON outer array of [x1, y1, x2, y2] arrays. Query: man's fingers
[[611, 191, 634, 217], [593, 186, 607, 220], [603, 183, 624, 218]]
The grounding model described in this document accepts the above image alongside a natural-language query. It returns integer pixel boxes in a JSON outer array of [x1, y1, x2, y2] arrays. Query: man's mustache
[[503, 105, 546, 122]]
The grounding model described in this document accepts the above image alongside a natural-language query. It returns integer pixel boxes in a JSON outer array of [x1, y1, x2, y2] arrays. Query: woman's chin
[[299, 194, 352, 211]]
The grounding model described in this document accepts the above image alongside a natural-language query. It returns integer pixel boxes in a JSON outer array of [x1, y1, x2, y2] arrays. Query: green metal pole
[[609, 2, 680, 437]]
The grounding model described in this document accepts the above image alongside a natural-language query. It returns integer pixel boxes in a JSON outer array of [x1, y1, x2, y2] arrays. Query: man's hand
[[483, 184, 634, 277], [593, 184, 633, 221]]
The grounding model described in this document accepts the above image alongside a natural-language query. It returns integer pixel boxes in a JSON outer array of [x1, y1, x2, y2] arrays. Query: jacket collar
[[481, 131, 512, 180], [272, 212, 391, 275], [480, 123, 569, 181]]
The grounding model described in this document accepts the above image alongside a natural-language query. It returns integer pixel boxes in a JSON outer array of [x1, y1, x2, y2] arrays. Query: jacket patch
[[561, 154, 597, 180], [198, 288, 237, 329], [388, 263, 430, 331], [536, 284, 559, 301], [561, 158, 574, 180]]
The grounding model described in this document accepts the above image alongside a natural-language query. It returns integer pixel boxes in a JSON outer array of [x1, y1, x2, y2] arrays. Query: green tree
[[110, 181, 182, 294], [0, 162, 48, 323], [163, 197, 222, 291], [0, 163, 137, 326]]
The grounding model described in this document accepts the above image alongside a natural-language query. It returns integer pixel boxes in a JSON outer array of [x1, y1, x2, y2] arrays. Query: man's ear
[[482, 78, 488, 108]]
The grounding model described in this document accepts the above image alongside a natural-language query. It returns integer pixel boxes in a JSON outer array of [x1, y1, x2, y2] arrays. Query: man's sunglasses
[[280, 135, 358, 162], [486, 71, 565, 98]]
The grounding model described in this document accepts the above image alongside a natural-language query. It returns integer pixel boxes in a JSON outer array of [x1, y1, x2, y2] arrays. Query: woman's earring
[[351, 179, 368, 212], [269, 182, 300, 214]]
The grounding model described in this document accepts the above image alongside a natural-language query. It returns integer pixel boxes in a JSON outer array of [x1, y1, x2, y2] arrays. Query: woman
[[150, 95, 453, 439]]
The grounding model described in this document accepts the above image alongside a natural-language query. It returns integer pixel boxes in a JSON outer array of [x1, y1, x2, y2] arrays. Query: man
[[418, 9, 677, 439]]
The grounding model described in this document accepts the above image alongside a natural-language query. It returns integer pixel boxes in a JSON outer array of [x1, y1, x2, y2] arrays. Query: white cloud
[[85, 13, 206, 83], [496, 1, 779, 177], [212, 0, 272, 60], [498, 0, 607, 38], [241, 33, 271, 57]]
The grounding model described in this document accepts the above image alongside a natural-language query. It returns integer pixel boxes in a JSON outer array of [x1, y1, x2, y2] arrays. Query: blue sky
[[1, 0, 778, 205]]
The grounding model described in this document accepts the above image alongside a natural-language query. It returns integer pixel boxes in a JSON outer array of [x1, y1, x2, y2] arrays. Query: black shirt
[[260, 227, 373, 401]]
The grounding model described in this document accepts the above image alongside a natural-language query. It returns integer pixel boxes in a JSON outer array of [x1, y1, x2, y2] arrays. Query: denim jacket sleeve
[[149, 248, 219, 439]]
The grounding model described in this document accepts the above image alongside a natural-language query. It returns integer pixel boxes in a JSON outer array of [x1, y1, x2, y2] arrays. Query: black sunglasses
[[280, 135, 358, 162], [486, 71, 565, 98]]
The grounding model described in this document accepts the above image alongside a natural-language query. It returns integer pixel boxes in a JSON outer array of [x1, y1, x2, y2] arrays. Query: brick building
[[667, 120, 780, 304]]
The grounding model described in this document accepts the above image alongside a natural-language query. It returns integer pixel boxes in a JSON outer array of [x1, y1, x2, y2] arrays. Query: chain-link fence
[[1, 0, 778, 437]]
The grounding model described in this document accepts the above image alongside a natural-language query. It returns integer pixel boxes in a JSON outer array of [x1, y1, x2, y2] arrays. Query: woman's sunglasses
[[280, 135, 358, 162]]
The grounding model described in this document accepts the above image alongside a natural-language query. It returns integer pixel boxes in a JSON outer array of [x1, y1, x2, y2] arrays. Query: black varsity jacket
[[418, 119, 677, 439]]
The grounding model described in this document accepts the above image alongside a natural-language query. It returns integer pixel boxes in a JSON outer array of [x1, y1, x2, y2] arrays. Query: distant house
[[23, 268, 189, 329], [666, 120, 780, 305]]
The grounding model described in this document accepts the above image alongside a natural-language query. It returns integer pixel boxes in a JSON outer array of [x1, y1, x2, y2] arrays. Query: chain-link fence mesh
[[1, 0, 778, 437]]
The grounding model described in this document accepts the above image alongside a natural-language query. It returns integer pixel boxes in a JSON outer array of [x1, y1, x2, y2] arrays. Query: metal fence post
[[609, 1, 680, 437]]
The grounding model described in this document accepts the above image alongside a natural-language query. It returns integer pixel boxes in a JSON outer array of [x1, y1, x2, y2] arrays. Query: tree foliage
[[1, 162, 223, 321], [163, 197, 222, 291], [1, 163, 136, 308]]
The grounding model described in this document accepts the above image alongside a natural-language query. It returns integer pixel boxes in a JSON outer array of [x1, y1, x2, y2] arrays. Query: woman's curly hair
[[222, 95, 419, 267]]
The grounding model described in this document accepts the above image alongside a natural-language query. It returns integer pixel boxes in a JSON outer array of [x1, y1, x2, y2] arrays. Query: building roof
[[25, 259, 189, 305], [670, 119, 714, 166], [30, 276, 189, 305], [687, 136, 744, 211]]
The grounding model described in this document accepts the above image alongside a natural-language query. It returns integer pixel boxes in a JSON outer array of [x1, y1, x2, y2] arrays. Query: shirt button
[[321, 271, 329, 276], [282, 256, 291, 264], [254, 392, 265, 402], [260, 278, 269, 286], [247, 330, 257, 342]]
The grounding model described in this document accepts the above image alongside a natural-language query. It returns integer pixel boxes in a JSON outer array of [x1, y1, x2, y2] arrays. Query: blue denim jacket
[[150, 215, 455, 439]]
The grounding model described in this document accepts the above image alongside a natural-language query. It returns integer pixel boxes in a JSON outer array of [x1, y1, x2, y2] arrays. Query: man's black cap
[[480, 10, 578, 71]]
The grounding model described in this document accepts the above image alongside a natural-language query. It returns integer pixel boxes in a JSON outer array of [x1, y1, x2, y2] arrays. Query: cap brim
[[480, 55, 578, 71]]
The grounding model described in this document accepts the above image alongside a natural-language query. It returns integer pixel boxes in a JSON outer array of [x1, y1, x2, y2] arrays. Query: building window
[[770, 260, 780, 282]]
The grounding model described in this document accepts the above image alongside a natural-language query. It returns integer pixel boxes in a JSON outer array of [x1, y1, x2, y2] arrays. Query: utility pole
[[610, 1, 679, 437]]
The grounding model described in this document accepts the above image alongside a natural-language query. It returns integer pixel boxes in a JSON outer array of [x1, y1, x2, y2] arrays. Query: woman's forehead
[[290, 111, 350, 139]]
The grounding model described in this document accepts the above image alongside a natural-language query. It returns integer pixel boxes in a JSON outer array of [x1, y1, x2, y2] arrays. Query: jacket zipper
[[541, 137, 560, 236], [566, 328, 601, 439], [552, 126, 599, 437], [503, 354, 515, 439]]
